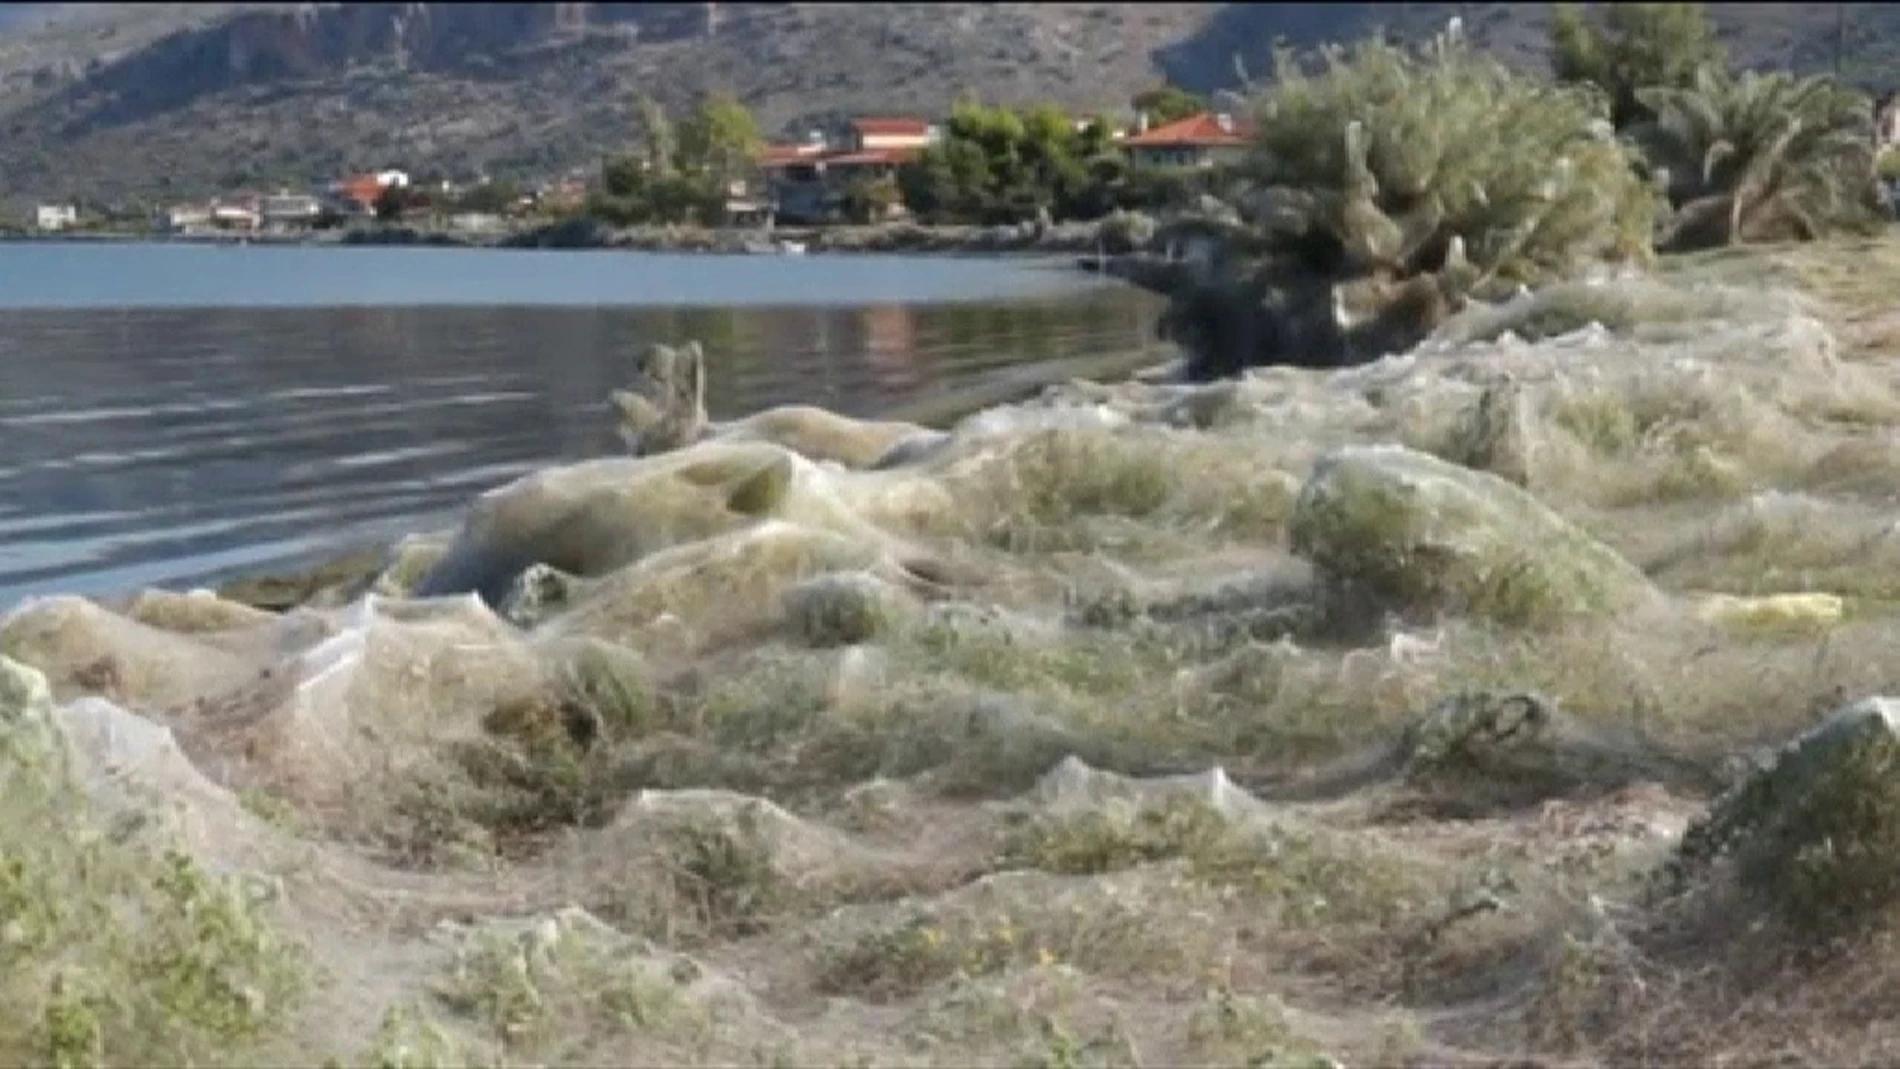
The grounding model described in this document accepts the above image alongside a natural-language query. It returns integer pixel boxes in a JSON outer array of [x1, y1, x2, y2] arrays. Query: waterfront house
[[209, 195, 262, 231], [158, 203, 213, 234], [757, 115, 937, 224], [33, 203, 77, 231], [1119, 111, 1253, 170], [331, 172, 404, 214], [260, 192, 323, 229]]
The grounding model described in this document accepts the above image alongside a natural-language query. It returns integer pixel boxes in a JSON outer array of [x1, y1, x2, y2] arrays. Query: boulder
[[1289, 444, 1656, 626]]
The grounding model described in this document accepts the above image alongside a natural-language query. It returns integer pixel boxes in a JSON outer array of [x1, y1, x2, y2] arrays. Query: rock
[[781, 572, 913, 648], [215, 547, 387, 612], [1670, 696, 1900, 921], [1289, 444, 1655, 626]]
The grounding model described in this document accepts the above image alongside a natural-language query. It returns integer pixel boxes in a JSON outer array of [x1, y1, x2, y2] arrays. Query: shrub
[[1154, 25, 1661, 380], [1549, 2, 1727, 130], [1242, 27, 1658, 295]]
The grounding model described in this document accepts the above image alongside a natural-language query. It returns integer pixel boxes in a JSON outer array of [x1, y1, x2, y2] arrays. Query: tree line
[[560, 3, 1886, 245]]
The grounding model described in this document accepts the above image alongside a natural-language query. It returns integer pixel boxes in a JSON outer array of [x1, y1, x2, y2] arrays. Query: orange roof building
[[1120, 111, 1254, 149], [1120, 111, 1253, 169]]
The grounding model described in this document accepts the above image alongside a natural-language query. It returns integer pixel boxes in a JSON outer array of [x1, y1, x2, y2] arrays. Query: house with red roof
[[755, 115, 940, 224], [1119, 111, 1253, 171]]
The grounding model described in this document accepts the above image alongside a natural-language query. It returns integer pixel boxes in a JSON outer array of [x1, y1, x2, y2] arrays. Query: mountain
[[1, 3, 1897, 208]]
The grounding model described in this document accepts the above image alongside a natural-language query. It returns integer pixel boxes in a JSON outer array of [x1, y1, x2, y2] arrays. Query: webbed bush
[[0, 659, 307, 1068], [1241, 26, 1658, 296]]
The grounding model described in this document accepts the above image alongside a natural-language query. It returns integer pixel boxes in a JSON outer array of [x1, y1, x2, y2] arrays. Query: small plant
[[656, 807, 788, 941], [996, 795, 1232, 876], [1185, 983, 1323, 1065], [356, 1003, 463, 1069], [433, 916, 703, 1058]]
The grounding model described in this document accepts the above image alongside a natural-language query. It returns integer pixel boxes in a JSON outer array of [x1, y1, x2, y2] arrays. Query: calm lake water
[[0, 241, 1162, 609]]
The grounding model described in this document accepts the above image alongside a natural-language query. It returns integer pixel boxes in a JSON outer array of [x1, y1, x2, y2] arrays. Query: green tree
[[1550, 3, 1727, 129], [676, 91, 763, 185], [1132, 84, 1209, 125], [1628, 66, 1881, 250], [373, 184, 409, 222], [896, 100, 1127, 225], [635, 94, 677, 175], [842, 174, 903, 224], [451, 179, 521, 215]]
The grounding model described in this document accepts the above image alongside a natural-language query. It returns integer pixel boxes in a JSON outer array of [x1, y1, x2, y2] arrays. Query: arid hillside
[[5, 2, 1900, 206]]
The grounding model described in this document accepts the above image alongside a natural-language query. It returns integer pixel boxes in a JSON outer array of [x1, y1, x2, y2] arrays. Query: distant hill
[[2, 2, 1897, 208]]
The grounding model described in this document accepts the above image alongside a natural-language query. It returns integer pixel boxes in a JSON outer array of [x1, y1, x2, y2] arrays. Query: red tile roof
[[337, 175, 386, 206], [851, 117, 931, 137], [1121, 111, 1253, 149]]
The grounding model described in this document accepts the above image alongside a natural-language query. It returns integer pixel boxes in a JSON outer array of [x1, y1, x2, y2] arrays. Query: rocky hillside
[[4, 2, 1900, 206]]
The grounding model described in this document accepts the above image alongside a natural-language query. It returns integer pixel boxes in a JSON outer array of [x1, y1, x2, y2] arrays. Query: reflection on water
[[0, 290, 1160, 608]]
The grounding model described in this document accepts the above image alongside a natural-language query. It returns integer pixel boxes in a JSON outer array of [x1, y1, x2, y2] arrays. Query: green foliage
[[1132, 84, 1210, 125], [840, 173, 903, 224], [448, 180, 522, 215], [1630, 66, 1883, 251], [1241, 27, 1657, 296], [897, 100, 1192, 224], [588, 92, 763, 226], [0, 666, 307, 1067], [675, 90, 764, 186], [1550, 3, 1728, 129], [373, 184, 411, 222]]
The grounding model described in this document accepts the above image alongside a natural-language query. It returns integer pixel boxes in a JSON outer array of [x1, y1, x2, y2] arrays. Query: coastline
[[1, 214, 1149, 258], [209, 340, 1173, 612], [7, 237, 1900, 1064]]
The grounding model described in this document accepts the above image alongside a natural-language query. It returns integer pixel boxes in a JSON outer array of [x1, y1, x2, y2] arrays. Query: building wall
[[1126, 143, 1247, 170], [856, 132, 930, 152], [34, 205, 76, 230]]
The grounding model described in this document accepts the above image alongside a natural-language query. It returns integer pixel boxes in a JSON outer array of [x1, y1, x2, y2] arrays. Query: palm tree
[[1628, 65, 1881, 251]]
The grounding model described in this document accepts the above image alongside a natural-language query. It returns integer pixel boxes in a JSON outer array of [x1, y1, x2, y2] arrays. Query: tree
[[372, 184, 409, 222], [1628, 67, 1881, 250], [1551, 3, 1727, 129], [676, 91, 763, 185], [1132, 84, 1209, 125], [635, 94, 677, 175], [451, 180, 521, 215], [897, 100, 1128, 225]]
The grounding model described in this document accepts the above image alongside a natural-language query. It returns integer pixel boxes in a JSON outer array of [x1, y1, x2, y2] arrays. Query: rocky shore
[[7, 241, 1900, 1065]]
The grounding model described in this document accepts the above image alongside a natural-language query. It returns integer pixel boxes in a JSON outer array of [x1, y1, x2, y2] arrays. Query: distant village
[[22, 107, 1254, 237]]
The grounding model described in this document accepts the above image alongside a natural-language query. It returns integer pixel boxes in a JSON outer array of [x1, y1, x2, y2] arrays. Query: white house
[[33, 204, 78, 231]]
